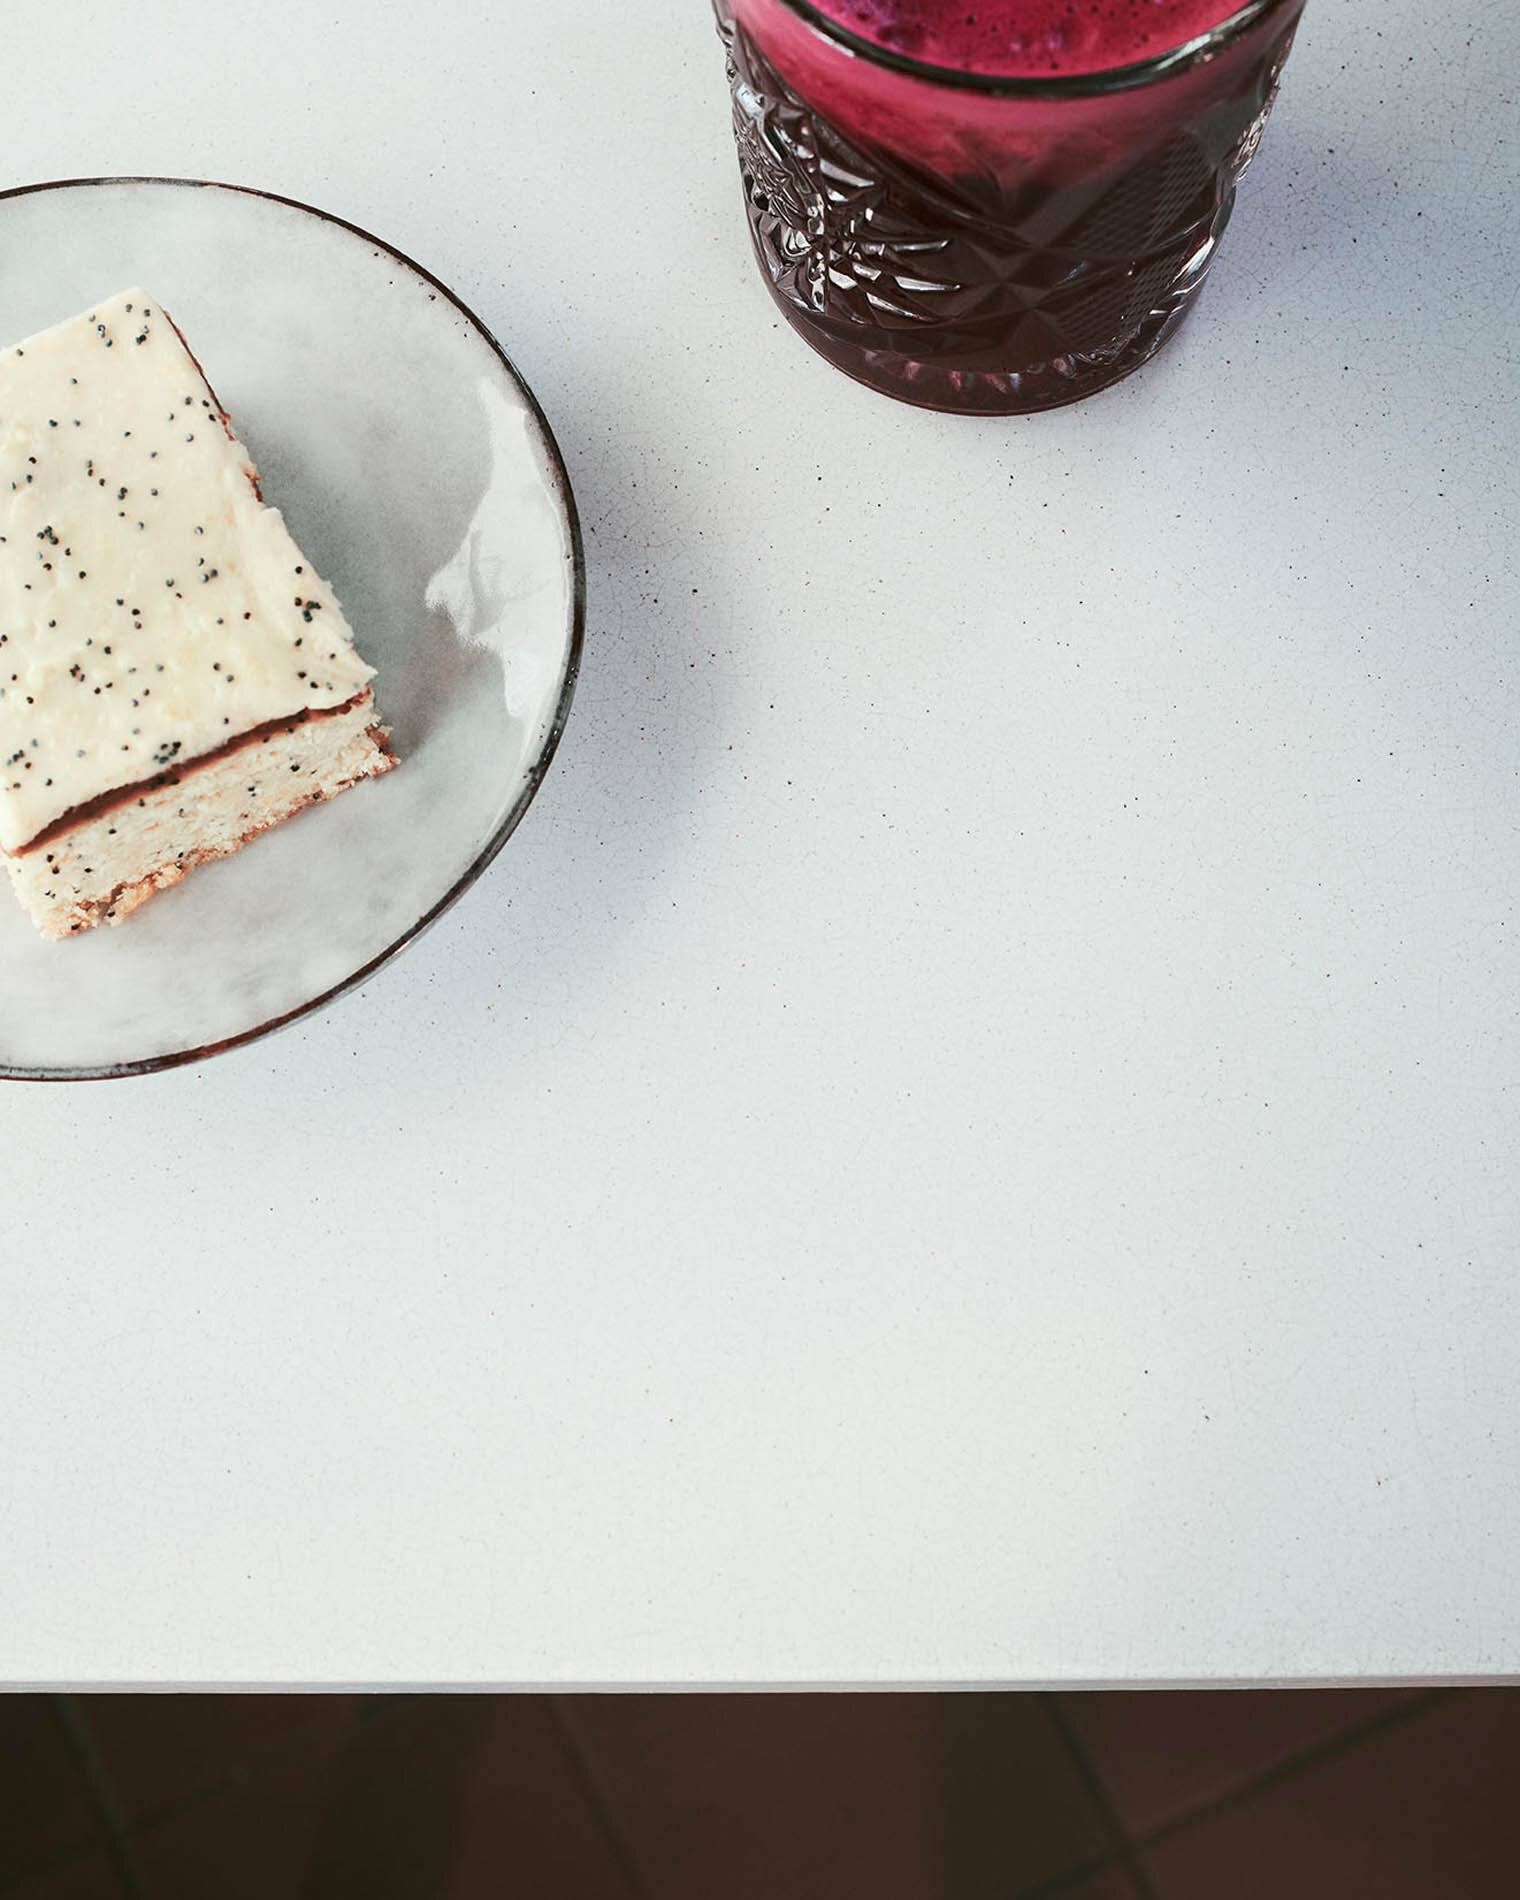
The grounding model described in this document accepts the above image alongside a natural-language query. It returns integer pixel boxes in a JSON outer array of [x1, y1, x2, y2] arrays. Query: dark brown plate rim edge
[[0, 174, 586, 1084]]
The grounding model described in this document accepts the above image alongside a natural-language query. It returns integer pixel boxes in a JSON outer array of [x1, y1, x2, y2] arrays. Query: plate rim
[[0, 174, 586, 1084]]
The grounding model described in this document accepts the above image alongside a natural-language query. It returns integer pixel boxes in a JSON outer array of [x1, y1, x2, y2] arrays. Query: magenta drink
[[714, 0, 1306, 412]]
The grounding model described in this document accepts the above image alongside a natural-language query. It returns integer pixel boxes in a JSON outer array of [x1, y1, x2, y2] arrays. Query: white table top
[[3, 0, 1517, 1690]]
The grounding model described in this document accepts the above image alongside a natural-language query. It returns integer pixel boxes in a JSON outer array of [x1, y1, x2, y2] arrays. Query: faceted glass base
[[760, 258, 1211, 415]]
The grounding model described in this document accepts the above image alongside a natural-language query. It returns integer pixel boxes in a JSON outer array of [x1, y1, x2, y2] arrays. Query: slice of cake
[[0, 288, 394, 937]]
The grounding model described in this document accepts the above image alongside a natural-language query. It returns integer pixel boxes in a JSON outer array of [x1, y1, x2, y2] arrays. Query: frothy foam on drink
[[815, 0, 1247, 76]]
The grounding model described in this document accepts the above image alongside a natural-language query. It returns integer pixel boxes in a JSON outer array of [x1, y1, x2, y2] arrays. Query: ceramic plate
[[0, 178, 583, 1080]]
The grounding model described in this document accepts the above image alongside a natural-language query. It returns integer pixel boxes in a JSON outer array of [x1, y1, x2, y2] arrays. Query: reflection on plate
[[0, 177, 583, 1080]]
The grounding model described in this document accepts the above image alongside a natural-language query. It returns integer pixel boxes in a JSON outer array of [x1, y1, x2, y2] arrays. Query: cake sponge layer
[[6, 690, 393, 938]]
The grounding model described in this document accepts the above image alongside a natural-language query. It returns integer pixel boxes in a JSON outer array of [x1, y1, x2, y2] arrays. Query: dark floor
[[3, 1690, 1518, 1898]]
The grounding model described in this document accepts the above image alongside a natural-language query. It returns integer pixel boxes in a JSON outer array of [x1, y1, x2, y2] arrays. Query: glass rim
[[765, 0, 1296, 98]]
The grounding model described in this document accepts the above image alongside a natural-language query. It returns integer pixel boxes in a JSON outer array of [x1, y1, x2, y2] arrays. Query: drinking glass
[[713, 0, 1306, 413]]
